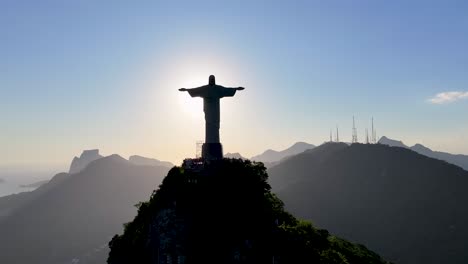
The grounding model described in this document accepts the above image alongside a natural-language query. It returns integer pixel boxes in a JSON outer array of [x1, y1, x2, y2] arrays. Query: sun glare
[[151, 50, 244, 122], [176, 76, 206, 118]]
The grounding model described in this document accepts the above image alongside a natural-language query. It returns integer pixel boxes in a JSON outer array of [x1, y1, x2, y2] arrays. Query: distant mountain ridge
[[378, 136, 468, 171], [268, 142, 468, 264], [19, 179, 49, 188], [69, 149, 174, 175], [128, 155, 174, 168], [224, 152, 246, 159], [0, 154, 170, 264], [251, 142, 315, 163]]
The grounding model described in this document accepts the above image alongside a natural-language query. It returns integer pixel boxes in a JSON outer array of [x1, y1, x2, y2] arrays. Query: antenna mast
[[336, 126, 340, 142], [352, 116, 358, 144], [371, 117, 375, 143], [365, 128, 369, 144]]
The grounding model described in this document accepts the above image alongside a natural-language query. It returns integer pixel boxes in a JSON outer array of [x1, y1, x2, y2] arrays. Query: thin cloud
[[428, 91, 468, 104]]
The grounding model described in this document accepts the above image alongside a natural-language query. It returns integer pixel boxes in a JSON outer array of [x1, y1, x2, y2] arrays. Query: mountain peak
[[80, 149, 100, 158], [106, 154, 127, 162], [251, 142, 315, 163], [379, 138, 468, 171], [224, 152, 246, 159], [378, 136, 408, 148], [291, 141, 310, 147], [69, 149, 103, 174], [411, 143, 432, 153]]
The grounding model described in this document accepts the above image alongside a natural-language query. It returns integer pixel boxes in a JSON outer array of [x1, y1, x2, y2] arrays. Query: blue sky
[[1, 0, 468, 168]]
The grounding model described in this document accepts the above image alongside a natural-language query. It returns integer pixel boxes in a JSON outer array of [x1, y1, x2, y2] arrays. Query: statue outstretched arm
[[179, 85, 207, 91], [179, 85, 208, 97], [222, 86, 245, 90], [219, 86, 245, 97]]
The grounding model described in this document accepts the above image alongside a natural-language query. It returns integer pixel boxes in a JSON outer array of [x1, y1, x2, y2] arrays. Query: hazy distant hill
[[268, 142, 468, 264], [19, 179, 49, 188], [379, 136, 468, 171], [378, 136, 408, 148], [129, 155, 174, 168], [251, 142, 315, 163], [0, 155, 169, 264], [0, 172, 70, 221], [224, 152, 247, 159], [69, 149, 103, 174]]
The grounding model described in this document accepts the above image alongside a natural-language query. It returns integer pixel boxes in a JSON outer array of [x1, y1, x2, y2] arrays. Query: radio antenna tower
[[330, 129, 333, 142], [365, 128, 369, 144], [352, 116, 358, 144], [371, 117, 376, 144], [336, 126, 340, 142]]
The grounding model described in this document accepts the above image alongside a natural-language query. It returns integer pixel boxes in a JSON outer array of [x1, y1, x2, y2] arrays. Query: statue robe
[[185, 85, 238, 143]]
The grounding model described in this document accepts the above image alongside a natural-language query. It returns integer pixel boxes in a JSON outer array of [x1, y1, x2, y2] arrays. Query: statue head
[[209, 75, 216, 85]]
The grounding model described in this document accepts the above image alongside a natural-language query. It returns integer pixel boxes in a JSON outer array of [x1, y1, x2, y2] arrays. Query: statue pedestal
[[202, 143, 223, 160]]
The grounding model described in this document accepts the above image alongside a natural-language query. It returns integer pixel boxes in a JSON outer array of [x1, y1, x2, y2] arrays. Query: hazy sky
[[2, 0, 468, 169]]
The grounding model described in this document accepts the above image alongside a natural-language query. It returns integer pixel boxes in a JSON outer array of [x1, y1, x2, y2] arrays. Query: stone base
[[202, 143, 223, 160]]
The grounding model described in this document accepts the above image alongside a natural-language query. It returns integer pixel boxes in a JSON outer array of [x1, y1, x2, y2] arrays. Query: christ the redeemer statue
[[179, 75, 244, 160]]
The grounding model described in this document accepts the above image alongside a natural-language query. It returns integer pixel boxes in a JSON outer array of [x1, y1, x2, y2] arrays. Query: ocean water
[[0, 168, 60, 198], [0, 178, 36, 197]]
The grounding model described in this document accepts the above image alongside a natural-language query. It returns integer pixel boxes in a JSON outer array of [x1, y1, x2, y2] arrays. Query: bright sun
[[162, 52, 242, 120]]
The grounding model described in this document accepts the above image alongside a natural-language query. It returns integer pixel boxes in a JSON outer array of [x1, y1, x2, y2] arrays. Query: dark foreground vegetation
[[109, 158, 390, 264]]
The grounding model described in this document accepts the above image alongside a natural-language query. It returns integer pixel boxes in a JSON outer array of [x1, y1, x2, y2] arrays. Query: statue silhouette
[[179, 75, 244, 159]]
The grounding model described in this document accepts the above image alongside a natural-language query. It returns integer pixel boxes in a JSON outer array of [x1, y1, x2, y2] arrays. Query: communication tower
[[336, 126, 340, 142], [352, 116, 358, 144]]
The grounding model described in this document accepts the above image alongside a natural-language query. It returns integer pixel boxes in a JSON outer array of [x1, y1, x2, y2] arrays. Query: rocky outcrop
[[69, 149, 103, 174]]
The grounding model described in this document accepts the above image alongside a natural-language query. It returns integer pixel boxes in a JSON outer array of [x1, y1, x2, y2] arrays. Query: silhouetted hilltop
[[379, 136, 468, 171], [69, 149, 103, 174], [0, 154, 170, 264], [268, 142, 468, 264], [251, 142, 315, 163], [129, 155, 174, 168], [108, 158, 390, 264]]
